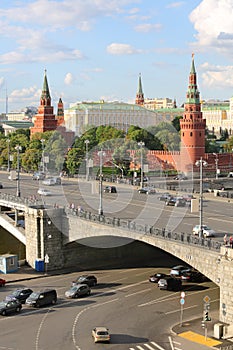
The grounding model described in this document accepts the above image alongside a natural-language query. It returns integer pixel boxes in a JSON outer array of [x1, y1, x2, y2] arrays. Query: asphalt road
[[0, 267, 218, 350], [0, 172, 232, 244]]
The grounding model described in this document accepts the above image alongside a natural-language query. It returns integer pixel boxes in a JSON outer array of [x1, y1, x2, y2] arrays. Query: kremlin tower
[[30, 70, 57, 135], [179, 54, 206, 172], [135, 73, 144, 106]]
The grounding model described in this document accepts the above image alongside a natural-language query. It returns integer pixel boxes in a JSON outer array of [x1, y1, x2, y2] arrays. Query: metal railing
[[65, 207, 222, 252]]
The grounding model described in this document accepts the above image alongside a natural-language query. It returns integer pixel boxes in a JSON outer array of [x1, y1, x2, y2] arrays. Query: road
[[0, 172, 232, 243], [0, 267, 218, 350]]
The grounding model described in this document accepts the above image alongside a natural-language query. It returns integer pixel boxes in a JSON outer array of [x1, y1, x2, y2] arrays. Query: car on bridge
[[37, 188, 52, 196], [192, 225, 215, 238], [103, 186, 117, 193], [165, 197, 186, 207], [138, 187, 156, 194]]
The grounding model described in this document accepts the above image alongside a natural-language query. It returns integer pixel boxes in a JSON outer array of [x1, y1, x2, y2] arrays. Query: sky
[[1, 0, 233, 112]]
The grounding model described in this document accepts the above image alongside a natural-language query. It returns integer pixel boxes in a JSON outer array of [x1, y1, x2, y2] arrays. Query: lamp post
[[41, 139, 45, 173], [15, 145, 22, 197], [213, 153, 219, 179], [98, 150, 105, 215], [195, 157, 208, 238], [138, 141, 145, 189], [85, 139, 90, 181], [6, 139, 10, 172]]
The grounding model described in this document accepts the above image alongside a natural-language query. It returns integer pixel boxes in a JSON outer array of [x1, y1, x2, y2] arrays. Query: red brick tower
[[30, 70, 57, 135], [179, 54, 206, 172], [135, 73, 144, 106], [56, 97, 64, 126]]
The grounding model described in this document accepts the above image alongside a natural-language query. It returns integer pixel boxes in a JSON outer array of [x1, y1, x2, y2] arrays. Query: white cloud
[[189, 0, 233, 54], [64, 73, 74, 85], [107, 43, 142, 55], [200, 62, 233, 88], [166, 2, 185, 8], [134, 23, 161, 33]]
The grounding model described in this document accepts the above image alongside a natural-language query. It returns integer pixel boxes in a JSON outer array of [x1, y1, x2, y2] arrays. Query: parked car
[[32, 172, 46, 180], [138, 187, 156, 194], [170, 265, 190, 277], [149, 273, 167, 283], [72, 275, 97, 287], [65, 284, 91, 298], [92, 327, 110, 343], [0, 182, 3, 189], [26, 289, 57, 307], [37, 188, 52, 196], [5, 288, 33, 304], [173, 174, 188, 180], [192, 225, 215, 238], [158, 193, 171, 201], [0, 278, 6, 287], [0, 300, 22, 316], [103, 186, 117, 193], [158, 277, 182, 291]]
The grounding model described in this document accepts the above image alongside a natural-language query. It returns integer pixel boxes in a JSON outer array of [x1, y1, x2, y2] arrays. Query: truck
[[8, 170, 18, 181]]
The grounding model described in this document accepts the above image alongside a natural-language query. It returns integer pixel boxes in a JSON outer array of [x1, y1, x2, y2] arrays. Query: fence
[[65, 207, 222, 252]]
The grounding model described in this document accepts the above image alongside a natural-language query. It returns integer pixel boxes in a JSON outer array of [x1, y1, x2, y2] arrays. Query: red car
[[0, 278, 6, 287]]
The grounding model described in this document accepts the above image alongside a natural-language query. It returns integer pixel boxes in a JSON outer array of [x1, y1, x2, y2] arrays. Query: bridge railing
[[0, 192, 44, 207], [65, 208, 222, 252]]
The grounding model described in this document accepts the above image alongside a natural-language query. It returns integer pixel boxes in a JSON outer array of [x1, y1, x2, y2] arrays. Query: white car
[[42, 178, 56, 186], [92, 327, 110, 343], [37, 188, 52, 196], [192, 225, 215, 238]]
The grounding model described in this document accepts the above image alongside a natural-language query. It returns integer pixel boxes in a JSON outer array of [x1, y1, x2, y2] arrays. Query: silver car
[[65, 284, 91, 298]]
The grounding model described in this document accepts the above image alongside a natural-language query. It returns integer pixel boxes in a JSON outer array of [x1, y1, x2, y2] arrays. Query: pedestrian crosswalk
[[129, 341, 166, 350]]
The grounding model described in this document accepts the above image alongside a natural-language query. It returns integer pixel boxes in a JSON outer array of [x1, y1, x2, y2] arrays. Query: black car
[[0, 182, 3, 189], [158, 193, 171, 201], [158, 276, 182, 291], [103, 186, 117, 193], [0, 300, 22, 316], [72, 275, 97, 287], [6, 288, 33, 304], [181, 270, 207, 283], [149, 273, 167, 283], [165, 197, 186, 207], [138, 187, 156, 194]]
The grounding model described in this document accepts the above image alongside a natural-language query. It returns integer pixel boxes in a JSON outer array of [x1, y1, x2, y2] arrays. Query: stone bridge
[[0, 193, 233, 329]]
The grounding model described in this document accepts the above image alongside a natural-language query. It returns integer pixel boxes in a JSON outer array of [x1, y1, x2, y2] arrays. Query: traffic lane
[[0, 269, 219, 350]]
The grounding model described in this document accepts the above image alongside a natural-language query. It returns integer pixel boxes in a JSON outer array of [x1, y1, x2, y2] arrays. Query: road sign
[[181, 291, 186, 298], [44, 254, 49, 264], [203, 295, 210, 303], [180, 298, 185, 305]]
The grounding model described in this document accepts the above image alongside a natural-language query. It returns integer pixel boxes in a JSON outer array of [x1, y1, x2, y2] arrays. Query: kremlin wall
[[30, 56, 233, 176]]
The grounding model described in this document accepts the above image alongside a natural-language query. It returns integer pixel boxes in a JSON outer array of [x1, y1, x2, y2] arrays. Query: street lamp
[[41, 139, 45, 173], [6, 139, 10, 172], [85, 139, 90, 181], [195, 157, 208, 238], [213, 153, 219, 179], [98, 149, 105, 215], [15, 145, 22, 197], [138, 141, 145, 189]]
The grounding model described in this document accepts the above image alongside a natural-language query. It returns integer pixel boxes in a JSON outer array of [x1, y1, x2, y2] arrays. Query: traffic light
[[204, 311, 211, 321]]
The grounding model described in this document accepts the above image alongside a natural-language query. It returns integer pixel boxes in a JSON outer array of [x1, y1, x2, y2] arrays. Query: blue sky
[[0, 0, 233, 112]]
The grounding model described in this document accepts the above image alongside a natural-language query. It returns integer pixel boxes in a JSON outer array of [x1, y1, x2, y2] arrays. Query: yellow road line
[[179, 331, 222, 347]]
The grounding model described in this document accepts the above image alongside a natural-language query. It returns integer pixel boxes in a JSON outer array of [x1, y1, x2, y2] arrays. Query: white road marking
[[126, 288, 152, 297]]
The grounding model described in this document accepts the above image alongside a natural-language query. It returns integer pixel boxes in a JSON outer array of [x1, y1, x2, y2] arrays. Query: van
[[158, 277, 182, 291], [25, 289, 57, 307]]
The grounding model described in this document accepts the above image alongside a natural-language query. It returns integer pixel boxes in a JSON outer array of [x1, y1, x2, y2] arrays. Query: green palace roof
[[2, 121, 34, 128], [69, 101, 156, 112]]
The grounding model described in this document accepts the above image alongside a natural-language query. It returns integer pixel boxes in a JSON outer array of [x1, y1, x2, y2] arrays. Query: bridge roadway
[[1, 181, 233, 328]]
